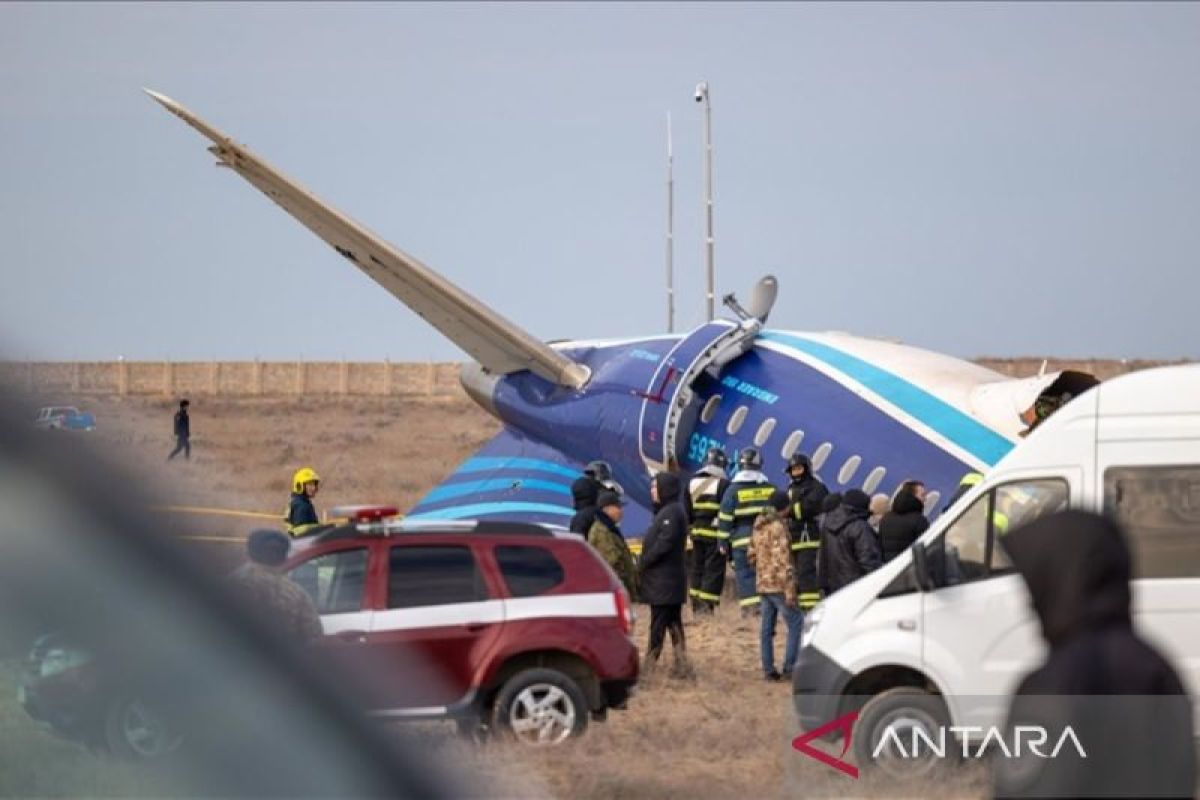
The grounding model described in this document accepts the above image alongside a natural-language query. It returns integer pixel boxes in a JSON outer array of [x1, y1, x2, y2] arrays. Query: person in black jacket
[[878, 480, 929, 563], [167, 399, 191, 461], [782, 453, 829, 612], [994, 511, 1194, 798], [568, 460, 615, 534], [817, 489, 881, 595], [638, 471, 693, 679]]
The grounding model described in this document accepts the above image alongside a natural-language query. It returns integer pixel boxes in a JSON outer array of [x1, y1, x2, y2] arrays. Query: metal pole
[[698, 82, 715, 321], [666, 112, 675, 333]]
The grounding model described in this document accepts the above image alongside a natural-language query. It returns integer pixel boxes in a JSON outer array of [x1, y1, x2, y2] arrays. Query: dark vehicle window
[[388, 546, 485, 608], [1105, 465, 1200, 579], [289, 547, 368, 614], [931, 478, 1068, 587], [495, 545, 564, 597]]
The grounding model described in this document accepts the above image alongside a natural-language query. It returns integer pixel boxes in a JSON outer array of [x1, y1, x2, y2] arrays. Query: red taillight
[[614, 588, 632, 635]]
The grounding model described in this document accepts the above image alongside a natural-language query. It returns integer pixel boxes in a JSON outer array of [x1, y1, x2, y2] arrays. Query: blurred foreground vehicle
[[0, 393, 457, 798], [33, 405, 95, 431], [288, 506, 639, 745], [793, 365, 1200, 776]]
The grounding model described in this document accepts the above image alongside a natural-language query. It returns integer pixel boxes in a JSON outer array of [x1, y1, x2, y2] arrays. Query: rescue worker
[[228, 529, 323, 643], [718, 447, 776, 616], [638, 472, 692, 679], [167, 399, 191, 461], [943, 471, 983, 512], [569, 460, 615, 535], [285, 466, 323, 537], [748, 490, 802, 681], [994, 511, 1195, 798], [781, 452, 828, 613], [683, 446, 730, 614], [818, 489, 881, 595], [878, 480, 930, 562], [586, 490, 638, 600]]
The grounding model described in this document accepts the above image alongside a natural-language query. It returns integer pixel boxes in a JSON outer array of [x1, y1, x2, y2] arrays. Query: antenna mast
[[666, 112, 675, 333], [696, 81, 715, 321]]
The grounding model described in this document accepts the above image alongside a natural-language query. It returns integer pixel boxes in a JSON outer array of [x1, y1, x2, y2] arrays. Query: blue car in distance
[[34, 406, 96, 431]]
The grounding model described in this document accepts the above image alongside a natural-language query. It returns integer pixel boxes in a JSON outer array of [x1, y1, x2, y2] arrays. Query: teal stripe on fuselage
[[456, 456, 579, 480], [407, 501, 574, 521], [759, 332, 1014, 466], [422, 478, 572, 505]]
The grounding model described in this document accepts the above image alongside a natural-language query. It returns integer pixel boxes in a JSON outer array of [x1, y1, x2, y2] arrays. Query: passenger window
[[388, 545, 486, 608], [727, 406, 749, 435], [754, 418, 777, 448], [812, 442, 833, 471], [931, 478, 1069, 587], [289, 547, 368, 615], [1104, 465, 1200, 579], [700, 394, 722, 424], [781, 430, 805, 460], [495, 545, 564, 597]]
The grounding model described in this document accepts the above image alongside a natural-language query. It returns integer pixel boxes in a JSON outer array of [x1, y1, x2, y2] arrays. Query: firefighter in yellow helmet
[[285, 467, 323, 537]]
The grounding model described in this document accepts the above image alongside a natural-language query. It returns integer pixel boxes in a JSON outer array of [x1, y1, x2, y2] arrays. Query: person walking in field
[[749, 490, 803, 681], [167, 399, 191, 461]]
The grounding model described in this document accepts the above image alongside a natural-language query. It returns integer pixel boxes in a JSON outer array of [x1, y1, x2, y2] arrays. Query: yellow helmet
[[292, 466, 321, 493]]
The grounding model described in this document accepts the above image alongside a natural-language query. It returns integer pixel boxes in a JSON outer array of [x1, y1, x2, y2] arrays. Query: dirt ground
[[2, 390, 1009, 799]]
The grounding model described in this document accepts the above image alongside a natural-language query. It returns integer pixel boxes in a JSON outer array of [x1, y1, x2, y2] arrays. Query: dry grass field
[[6, 360, 1178, 798]]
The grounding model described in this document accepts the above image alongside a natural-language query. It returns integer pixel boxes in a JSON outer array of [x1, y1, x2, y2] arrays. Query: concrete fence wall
[[0, 361, 463, 397]]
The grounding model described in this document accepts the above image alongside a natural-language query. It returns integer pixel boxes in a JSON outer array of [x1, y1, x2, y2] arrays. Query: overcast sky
[[2, 2, 1198, 362]]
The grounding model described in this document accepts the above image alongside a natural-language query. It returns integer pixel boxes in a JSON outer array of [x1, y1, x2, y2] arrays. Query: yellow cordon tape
[[151, 505, 282, 521]]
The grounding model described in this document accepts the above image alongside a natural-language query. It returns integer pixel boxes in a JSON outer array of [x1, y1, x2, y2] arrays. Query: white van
[[792, 364, 1200, 764]]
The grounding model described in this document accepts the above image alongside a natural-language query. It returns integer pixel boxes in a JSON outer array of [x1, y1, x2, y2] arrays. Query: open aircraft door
[[637, 278, 777, 474]]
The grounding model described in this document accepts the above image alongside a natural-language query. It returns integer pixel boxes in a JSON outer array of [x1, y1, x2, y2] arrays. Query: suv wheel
[[104, 696, 184, 760], [492, 668, 589, 746], [853, 687, 952, 779]]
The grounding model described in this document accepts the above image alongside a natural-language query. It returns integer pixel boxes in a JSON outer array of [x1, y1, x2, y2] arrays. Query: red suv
[[284, 511, 639, 745]]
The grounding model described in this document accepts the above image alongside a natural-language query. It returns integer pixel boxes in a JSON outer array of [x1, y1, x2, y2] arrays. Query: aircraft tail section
[[145, 90, 589, 390]]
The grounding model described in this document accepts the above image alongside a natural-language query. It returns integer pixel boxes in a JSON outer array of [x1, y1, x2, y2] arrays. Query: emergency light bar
[[329, 504, 401, 523]]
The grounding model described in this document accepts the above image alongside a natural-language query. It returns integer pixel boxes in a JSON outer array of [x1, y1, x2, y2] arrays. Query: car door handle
[[334, 630, 368, 643], [897, 619, 917, 631], [464, 622, 487, 633]]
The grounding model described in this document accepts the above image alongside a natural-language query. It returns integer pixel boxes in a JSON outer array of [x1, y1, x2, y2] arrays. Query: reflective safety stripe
[[798, 592, 822, 601], [791, 540, 821, 551], [690, 589, 721, 602], [691, 528, 727, 539], [736, 487, 775, 503], [792, 502, 803, 519], [738, 595, 762, 607], [693, 501, 721, 511], [734, 506, 768, 517], [718, 512, 734, 522], [287, 523, 322, 537], [731, 537, 751, 548]]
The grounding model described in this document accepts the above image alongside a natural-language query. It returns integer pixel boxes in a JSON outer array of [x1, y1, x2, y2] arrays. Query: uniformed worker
[[683, 446, 731, 615], [718, 447, 776, 616], [569, 460, 618, 535], [943, 471, 983, 513], [286, 466, 323, 537], [228, 529, 323, 643], [782, 453, 828, 612]]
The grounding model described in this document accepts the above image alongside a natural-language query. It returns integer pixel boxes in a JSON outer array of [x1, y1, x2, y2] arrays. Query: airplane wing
[[145, 90, 589, 390], [406, 427, 653, 535]]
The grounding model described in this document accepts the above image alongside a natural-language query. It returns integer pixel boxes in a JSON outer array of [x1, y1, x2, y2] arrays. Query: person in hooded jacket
[[638, 472, 693, 678], [817, 489, 881, 595], [878, 480, 930, 563], [568, 460, 614, 535], [749, 490, 803, 681], [782, 453, 828, 613], [994, 511, 1194, 798]]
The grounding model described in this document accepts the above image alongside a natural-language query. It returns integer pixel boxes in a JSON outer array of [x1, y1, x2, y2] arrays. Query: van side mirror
[[911, 542, 935, 592]]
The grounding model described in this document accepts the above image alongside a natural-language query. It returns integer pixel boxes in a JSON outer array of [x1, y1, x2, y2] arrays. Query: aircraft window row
[[780, 430, 805, 460], [862, 466, 887, 494], [727, 406, 749, 435], [811, 442, 833, 471], [754, 418, 777, 448], [700, 394, 722, 424], [838, 455, 862, 485], [924, 491, 942, 516]]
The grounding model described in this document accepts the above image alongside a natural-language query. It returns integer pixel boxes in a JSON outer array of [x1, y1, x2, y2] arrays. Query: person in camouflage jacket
[[587, 491, 639, 601], [748, 491, 804, 680], [229, 530, 324, 643]]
